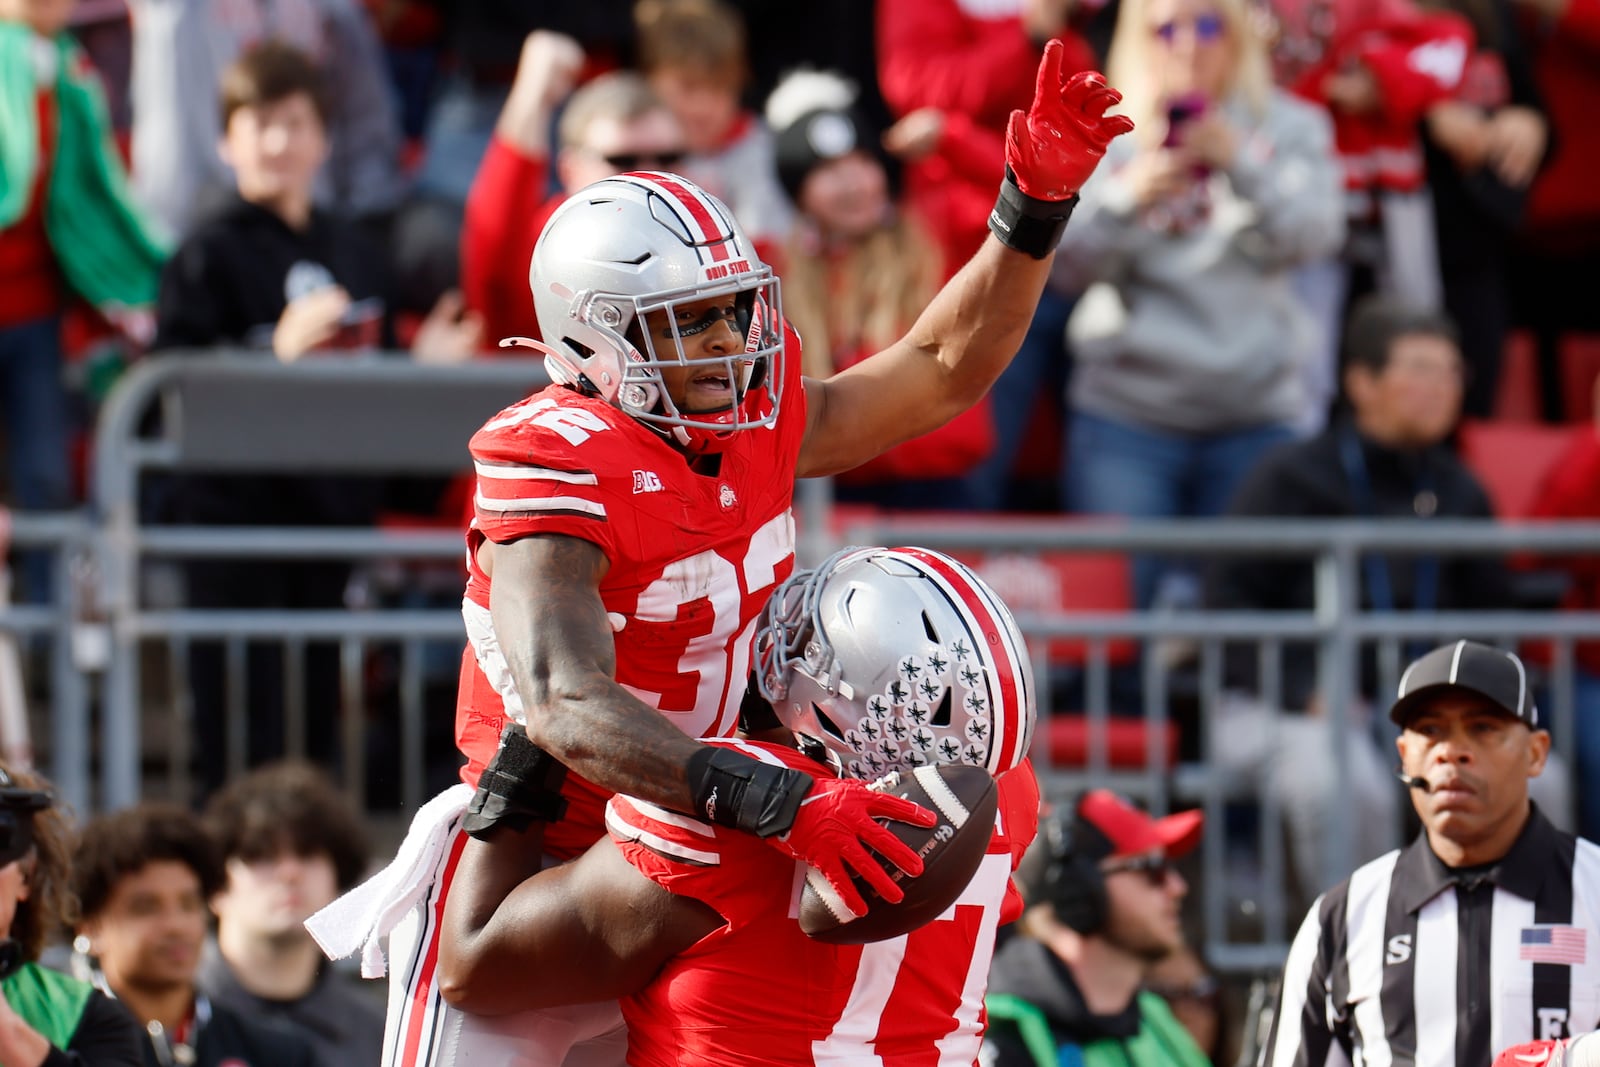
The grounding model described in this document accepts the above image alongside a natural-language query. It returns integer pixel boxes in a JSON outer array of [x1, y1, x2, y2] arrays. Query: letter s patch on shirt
[[1386, 934, 1413, 965]]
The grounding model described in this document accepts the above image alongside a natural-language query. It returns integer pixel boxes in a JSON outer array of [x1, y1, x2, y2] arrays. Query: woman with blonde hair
[[768, 70, 995, 510], [1055, 0, 1345, 608]]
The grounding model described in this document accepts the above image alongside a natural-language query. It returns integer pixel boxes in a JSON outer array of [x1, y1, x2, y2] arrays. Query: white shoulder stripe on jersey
[[605, 804, 721, 866], [619, 797, 717, 839], [474, 491, 606, 518], [474, 461, 598, 485]]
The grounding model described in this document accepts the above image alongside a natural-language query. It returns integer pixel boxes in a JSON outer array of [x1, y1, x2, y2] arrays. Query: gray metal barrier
[[80, 357, 1600, 976], [90, 354, 549, 814], [0, 510, 94, 814], [833, 511, 1600, 973]]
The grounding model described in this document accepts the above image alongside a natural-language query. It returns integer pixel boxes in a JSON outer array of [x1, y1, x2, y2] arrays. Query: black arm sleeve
[[49, 990, 145, 1067]]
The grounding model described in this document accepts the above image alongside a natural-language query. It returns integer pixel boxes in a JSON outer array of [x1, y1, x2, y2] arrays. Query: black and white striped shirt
[[1264, 809, 1600, 1067]]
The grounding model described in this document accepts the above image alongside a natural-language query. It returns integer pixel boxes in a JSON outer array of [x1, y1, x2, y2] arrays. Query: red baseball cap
[[1077, 789, 1204, 860]]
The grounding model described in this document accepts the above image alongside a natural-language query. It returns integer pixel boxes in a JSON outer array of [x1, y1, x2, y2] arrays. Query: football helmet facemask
[[756, 546, 1037, 779], [510, 172, 785, 456]]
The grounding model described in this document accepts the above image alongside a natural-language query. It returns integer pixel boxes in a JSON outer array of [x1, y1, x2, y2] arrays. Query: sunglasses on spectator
[[1101, 853, 1177, 887], [1153, 13, 1226, 42], [601, 150, 687, 171]]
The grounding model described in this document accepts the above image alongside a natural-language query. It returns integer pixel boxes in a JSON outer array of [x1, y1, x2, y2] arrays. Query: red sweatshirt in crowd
[[460, 135, 565, 349], [1520, 0, 1600, 247], [1272, 0, 1473, 206], [0, 87, 63, 327], [876, 0, 1096, 263]]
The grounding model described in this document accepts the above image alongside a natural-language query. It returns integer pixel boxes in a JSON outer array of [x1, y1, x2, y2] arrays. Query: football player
[[310, 41, 1129, 1067], [439, 547, 1042, 1065]]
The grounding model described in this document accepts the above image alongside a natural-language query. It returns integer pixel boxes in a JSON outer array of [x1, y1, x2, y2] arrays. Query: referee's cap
[[1389, 640, 1538, 728]]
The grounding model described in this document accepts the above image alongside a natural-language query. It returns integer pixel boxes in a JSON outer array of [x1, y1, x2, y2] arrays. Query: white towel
[[305, 783, 473, 979]]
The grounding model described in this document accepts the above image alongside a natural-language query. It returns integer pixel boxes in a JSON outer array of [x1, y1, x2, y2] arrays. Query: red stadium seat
[[1560, 333, 1600, 422], [1046, 714, 1179, 770], [1494, 330, 1542, 423], [1458, 419, 1588, 520]]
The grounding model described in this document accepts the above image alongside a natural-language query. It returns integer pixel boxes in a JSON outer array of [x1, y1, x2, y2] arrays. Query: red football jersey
[[457, 330, 806, 860], [608, 740, 1040, 1067]]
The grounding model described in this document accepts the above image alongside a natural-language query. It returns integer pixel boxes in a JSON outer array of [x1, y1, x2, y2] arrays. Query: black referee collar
[[1394, 803, 1559, 913]]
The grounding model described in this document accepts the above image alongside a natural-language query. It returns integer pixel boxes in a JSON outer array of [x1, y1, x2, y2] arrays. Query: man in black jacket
[[1206, 295, 1568, 898], [72, 805, 316, 1067]]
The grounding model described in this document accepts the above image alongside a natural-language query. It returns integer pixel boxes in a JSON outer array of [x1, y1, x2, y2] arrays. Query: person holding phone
[[1053, 0, 1346, 611]]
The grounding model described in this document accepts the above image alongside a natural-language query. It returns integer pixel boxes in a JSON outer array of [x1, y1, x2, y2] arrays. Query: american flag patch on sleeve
[[1519, 925, 1587, 964]]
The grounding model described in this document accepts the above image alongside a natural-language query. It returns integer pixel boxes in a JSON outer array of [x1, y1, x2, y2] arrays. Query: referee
[[1263, 640, 1600, 1067]]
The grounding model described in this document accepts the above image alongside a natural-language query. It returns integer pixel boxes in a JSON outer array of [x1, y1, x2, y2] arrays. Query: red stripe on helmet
[[638, 172, 733, 263], [896, 547, 1031, 775]]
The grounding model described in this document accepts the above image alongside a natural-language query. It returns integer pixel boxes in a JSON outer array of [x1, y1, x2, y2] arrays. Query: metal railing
[[14, 355, 1585, 978]]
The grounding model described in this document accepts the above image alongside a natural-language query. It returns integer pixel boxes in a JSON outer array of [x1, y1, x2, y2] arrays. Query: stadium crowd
[[2, 0, 1600, 1064]]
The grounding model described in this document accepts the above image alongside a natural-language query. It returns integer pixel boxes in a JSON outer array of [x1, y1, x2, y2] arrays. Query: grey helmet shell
[[525, 172, 785, 453]]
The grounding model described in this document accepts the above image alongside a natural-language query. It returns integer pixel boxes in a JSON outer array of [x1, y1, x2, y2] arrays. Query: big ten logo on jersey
[[634, 470, 665, 494], [703, 259, 751, 282], [482, 398, 610, 446]]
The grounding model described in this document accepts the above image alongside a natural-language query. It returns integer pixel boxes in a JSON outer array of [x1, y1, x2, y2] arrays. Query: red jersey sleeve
[[996, 760, 1041, 926], [467, 389, 638, 562], [606, 740, 815, 926]]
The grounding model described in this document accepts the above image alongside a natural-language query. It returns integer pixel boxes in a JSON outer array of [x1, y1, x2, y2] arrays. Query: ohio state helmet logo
[[719, 484, 738, 509]]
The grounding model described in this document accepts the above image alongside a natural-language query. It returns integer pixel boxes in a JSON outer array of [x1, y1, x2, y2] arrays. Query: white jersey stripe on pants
[[311, 786, 627, 1067], [382, 828, 467, 1067]]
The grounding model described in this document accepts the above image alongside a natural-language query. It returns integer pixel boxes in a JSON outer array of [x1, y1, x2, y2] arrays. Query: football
[[798, 763, 999, 945]]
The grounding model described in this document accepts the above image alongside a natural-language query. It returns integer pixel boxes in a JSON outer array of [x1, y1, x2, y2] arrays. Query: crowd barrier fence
[[0, 354, 1579, 979]]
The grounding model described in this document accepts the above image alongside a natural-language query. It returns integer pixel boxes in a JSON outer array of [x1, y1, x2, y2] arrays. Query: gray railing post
[[1314, 537, 1361, 888]]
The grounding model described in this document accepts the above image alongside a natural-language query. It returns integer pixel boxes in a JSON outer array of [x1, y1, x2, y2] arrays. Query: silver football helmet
[[512, 172, 785, 455], [757, 546, 1037, 779]]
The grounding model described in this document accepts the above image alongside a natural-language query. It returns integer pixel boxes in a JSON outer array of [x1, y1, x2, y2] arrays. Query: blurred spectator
[[1418, 0, 1548, 417], [729, 0, 890, 137], [765, 70, 993, 510], [201, 761, 380, 1067], [126, 0, 406, 241], [408, 1, 638, 209], [1143, 946, 1224, 1063], [877, 0, 1096, 512], [1205, 296, 1570, 894], [461, 43, 686, 346], [635, 0, 791, 254], [1265, 0, 1473, 369], [1524, 373, 1600, 840], [149, 41, 480, 802], [73, 804, 318, 1067], [983, 791, 1210, 1067], [1506, 0, 1600, 419], [1055, 0, 1344, 610], [0, 762, 144, 1066], [0, 0, 166, 599]]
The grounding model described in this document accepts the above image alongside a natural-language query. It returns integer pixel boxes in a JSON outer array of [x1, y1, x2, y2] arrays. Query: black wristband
[[687, 747, 812, 837], [988, 166, 1078, 259], [462, 726, 569, 840]]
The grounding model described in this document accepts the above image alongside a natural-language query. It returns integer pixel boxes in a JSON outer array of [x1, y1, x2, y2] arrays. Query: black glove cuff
[[462, 726, 569, 840], [988, 166, 1078, 259], [687, 747, 812, 837]]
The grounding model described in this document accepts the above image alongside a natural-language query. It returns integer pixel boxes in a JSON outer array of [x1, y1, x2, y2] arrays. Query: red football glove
[[766, 775, 937, 918], [1005, 41, 1136, 201]]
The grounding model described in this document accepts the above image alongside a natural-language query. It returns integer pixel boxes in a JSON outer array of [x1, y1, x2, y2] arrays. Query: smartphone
[[1163, 94, 1209, 148]]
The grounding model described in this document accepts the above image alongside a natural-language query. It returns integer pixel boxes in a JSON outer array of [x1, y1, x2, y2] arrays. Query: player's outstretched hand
[[1005, 42, 1136, 201], [768, 776, 937, 918]]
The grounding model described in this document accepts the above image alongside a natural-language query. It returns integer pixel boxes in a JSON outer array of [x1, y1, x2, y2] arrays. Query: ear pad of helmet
[[1041, 811, 1112, 935]]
